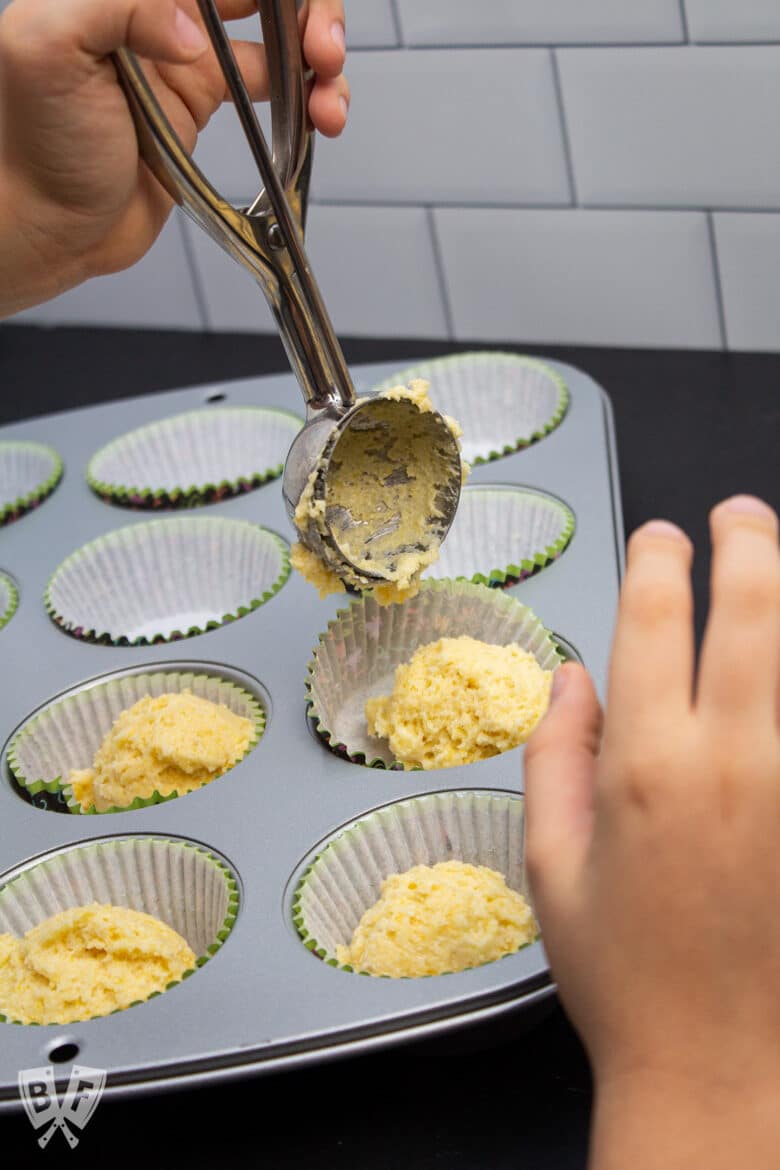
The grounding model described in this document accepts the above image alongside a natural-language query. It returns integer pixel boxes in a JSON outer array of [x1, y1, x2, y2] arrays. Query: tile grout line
[[706, 211, 729, 350], [550, 49, 578, 206], [388, 0, 404, 47], [177, 213, 213, 331], [678, 0, 691, 43], [426, 208, 456, 341]]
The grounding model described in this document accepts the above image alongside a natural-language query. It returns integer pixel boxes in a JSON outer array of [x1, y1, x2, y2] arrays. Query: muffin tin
[[0, 354, 623, 1109]]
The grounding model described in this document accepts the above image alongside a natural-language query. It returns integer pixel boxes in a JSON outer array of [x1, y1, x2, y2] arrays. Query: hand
[[0, 0, 348, 313], [524, 496, 780, 1169]]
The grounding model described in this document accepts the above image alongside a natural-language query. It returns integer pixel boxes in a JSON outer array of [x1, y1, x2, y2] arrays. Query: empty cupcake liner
[[425, 485, 574, 587], [371, 352, 568, 465], [0, 572, 18, 631], [306, 578, 561, 768], [86, 406, 303, 509], [0, 836, 238, 1024], [0, 440, 63, 526], [8, 668, 265, 814], [45, 516, 290, 645], [293, 790, 536, 974]]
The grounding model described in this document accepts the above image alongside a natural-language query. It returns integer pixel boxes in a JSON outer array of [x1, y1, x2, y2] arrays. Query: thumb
[[3, 0, 208, 70], [523, 662, 602, 915]]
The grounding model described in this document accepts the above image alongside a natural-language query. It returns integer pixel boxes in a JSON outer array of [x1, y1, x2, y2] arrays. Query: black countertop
[[1, 324, 778, 1167]]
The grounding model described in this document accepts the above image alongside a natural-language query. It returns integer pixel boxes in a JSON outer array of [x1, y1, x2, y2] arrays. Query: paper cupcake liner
[[45, 516, 290, 645], [426, 485, 574, 588], [371, 352, 568, 466], [0, 836, 238, 1024], [0, 572, 18, 632], [86, 406, 302, 509], [0, 440, 63, 527], [293, 790, 536, 974], [7, 667, 265, 814], [306, 578, 561, 768]]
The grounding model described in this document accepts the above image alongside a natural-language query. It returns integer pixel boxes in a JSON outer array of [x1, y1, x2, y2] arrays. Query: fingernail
[[718, 495, 776, 520], [550, 667, 569, 702], [175, 7, 207, 52], [641, 519, 688, 542], [339, 95, 348, 119], [331, 21, 346, 51]]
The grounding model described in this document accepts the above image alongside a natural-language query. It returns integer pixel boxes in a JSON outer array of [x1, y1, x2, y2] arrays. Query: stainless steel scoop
[[113, 0, 461, 586]]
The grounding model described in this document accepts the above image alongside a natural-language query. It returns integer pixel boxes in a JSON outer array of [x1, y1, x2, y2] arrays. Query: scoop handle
[[113, 0, 355, 415]]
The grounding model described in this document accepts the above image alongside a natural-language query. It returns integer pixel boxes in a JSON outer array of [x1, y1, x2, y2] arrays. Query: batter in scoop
[[292, 380, 466, 604]]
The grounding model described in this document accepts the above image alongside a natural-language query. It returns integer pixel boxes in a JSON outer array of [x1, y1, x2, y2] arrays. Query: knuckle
[[716, 561, 780, 620], [622, 574, 690, 629]]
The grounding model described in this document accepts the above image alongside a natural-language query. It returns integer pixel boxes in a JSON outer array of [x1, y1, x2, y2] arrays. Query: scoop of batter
[[335, 860, 537, 978], [68, 690, 254, 811], [0, 903, 195, 1024], [365, 636, 553, 769], [292, 380, 466, 604]]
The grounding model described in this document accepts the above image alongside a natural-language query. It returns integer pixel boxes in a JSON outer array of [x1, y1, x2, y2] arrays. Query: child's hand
[[525, 496, 780, 1168], [0, 0, 348, 311]]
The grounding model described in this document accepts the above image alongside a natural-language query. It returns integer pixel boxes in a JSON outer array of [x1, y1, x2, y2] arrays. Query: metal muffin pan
[[0, 356, 623, 1108]]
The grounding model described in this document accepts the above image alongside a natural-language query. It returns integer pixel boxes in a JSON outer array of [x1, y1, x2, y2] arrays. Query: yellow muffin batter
[[292, 380, 466, 605], [68, 691, 254, 812], [365, 636, 553, 770], [0, 903, 196, 1024], [335, 860, 536, 977]]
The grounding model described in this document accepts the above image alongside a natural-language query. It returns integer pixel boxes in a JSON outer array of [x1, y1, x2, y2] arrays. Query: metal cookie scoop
[[113, 0, 461, 586]]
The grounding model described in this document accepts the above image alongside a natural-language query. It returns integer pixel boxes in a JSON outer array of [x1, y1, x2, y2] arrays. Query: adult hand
[[0, 0, 348, 312], [525, 496, 780, 1169]]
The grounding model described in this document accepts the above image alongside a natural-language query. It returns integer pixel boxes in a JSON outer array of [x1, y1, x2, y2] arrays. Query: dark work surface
[[1, 323, 778, 1166]]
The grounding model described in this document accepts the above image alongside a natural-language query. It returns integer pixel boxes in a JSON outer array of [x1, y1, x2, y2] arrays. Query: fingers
[[524, 663, 601, 910], [604, 520, 695, 740], [697, 496, 779, 728], [302, 0, 346, 79]]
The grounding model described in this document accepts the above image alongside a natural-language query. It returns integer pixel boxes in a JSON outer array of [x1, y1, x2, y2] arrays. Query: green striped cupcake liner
[[7, 667, 265, 814], [45, 516, 290, 645], [0, 572, 18, 631], [306, 578, 562, 769], [0, 440, 63, 526], [0, 836, 239, 1024], [293, 790, 538, 976], [86, 406, 302, 509], [371, 352, 569, 466], [426, 485, 574, 588]]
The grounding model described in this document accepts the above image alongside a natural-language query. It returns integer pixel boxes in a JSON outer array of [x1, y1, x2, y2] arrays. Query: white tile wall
[[558, 46, 780, 209], [309, 50, 571, 205], [713, 213, 780, 352], [685, 0, 780, 44], [397, 1, 684, 46], [304, 205, 448, 337], [8, 15, 780, 351], [434, 208, 722, 349], [344, 0, 398, 48], [16, 217, 203, 329], [181, 215, 276, 333]]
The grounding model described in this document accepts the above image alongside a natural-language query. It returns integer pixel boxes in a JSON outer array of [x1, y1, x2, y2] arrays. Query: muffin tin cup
[[293, 790, 535, 974], [0, 835, 239, 1024], [0, 572, 18, 632], [86, 406, 303, 509], [306, 578, 562, 768], [426, 485, 574, 587], [7, 667, 265, 814], [0, 440, 63, 526], [371, 352, 569, 466], [45, 516, 290, 645]]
